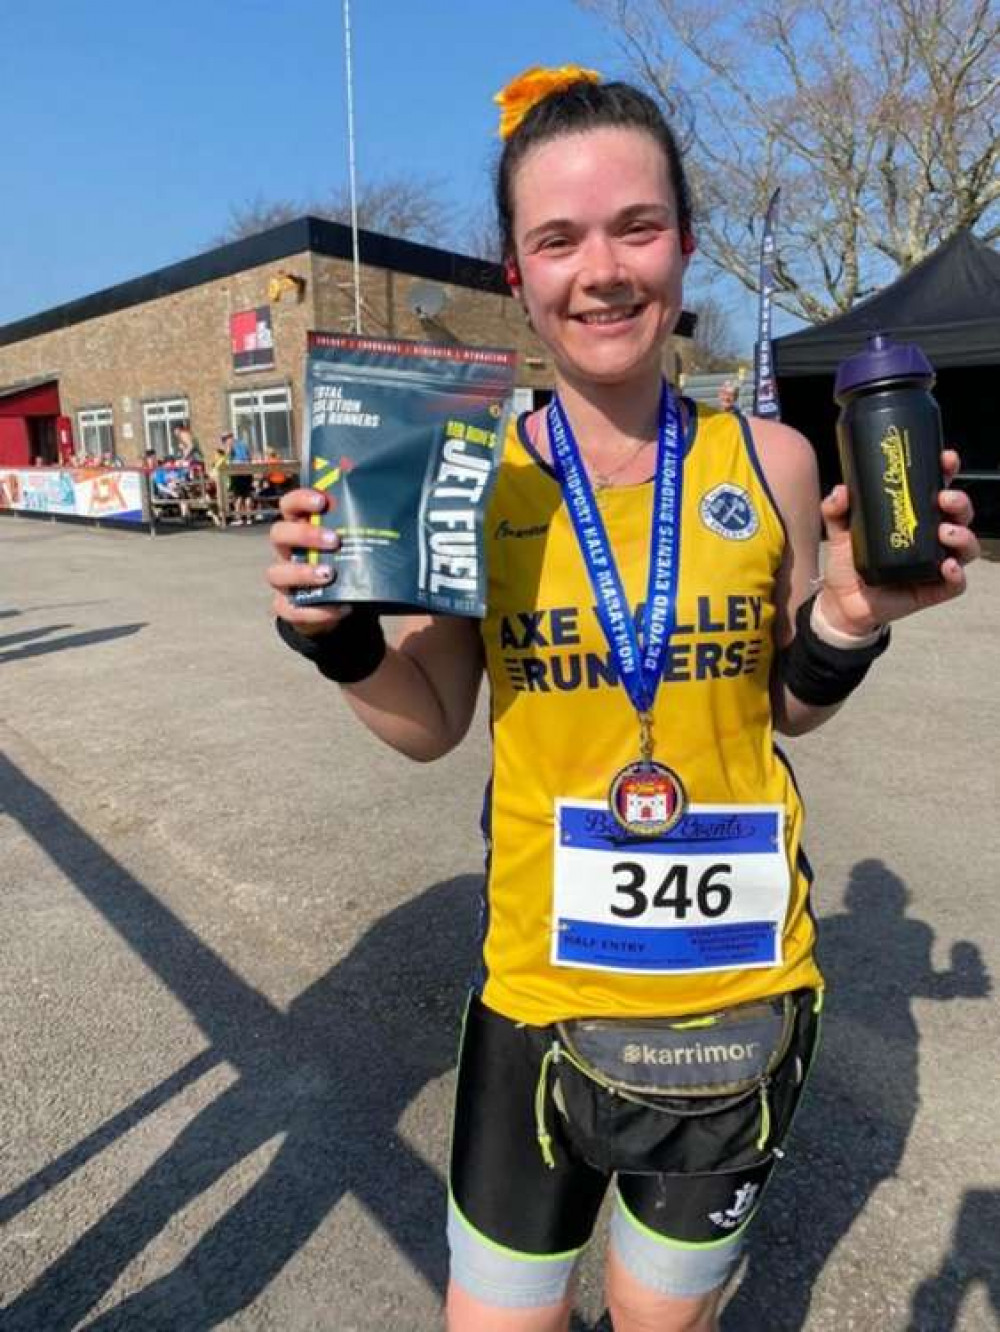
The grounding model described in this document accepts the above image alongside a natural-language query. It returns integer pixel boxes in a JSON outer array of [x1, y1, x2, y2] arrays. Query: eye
[[536, 233, 573, 252], [622, 219, 660, 240]]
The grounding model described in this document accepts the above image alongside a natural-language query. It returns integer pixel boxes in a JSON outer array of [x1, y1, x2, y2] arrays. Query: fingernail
[[320, 529, 338, 548], [314, 565, 332, 581], [945, 524, 957, 539]]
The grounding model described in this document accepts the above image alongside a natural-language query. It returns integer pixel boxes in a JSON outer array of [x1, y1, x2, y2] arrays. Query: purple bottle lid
[[834, 332, 935, 401]]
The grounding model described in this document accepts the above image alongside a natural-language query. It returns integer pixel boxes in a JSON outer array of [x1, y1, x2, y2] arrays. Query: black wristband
[[275, 609, 386, 684], [780, 594, 890, 707]]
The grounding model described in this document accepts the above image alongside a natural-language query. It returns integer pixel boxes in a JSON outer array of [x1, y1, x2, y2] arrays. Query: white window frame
[[228, 385, 293, 458], [143, 397, 191, 459], [77, 406, 114, 458]]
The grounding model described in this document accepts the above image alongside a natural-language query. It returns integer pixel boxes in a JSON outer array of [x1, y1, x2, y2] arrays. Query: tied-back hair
[[496, 80, 693, 260]]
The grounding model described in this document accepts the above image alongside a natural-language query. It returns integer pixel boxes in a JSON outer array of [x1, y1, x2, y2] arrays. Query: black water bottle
[[834, 333, 945, 585]]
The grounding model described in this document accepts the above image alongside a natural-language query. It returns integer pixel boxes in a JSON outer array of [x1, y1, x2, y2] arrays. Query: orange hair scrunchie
[[494, 64, 602, 141]]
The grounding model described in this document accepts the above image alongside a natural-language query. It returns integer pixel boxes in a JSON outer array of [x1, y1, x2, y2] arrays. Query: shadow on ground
[[908, 1189, 1000, 1329], [0, 622, 144, 664], [1, 753, 476, 1329], [725, 858, 991, 1331], [1, 756, 991, 1330]]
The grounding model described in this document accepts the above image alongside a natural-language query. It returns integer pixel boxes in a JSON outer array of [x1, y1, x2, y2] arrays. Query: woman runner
[[267, 67, 978, 1332]]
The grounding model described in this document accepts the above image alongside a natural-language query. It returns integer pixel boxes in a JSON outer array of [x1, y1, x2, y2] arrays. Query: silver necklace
[[590, 437, 656, 490]]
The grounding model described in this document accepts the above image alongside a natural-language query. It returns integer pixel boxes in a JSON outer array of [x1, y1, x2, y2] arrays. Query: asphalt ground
[[1, 513, 998, 1331]]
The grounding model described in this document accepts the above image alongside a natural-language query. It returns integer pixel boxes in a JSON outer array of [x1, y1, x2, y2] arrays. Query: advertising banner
[[753, 189, 782, 421], [0, 468, 145, 522]]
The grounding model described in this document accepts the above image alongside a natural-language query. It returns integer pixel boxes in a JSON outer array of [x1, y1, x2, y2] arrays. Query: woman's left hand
[[817, 450, 980, 635]]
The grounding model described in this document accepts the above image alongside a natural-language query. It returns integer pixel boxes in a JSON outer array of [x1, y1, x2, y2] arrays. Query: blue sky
[[0, 0, 762, 351]]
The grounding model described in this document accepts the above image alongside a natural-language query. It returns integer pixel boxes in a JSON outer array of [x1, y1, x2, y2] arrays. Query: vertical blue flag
[[753, 189, 781, 420]]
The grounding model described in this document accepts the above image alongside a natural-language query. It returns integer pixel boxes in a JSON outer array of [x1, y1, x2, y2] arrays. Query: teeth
[[578, 307, 637, 324]]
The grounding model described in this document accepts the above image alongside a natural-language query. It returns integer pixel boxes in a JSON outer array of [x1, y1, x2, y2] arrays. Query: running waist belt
[[534, 991, 818, 1176]]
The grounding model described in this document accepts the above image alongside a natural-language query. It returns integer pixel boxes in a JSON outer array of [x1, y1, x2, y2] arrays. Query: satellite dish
[[408, 281, 447, 319]]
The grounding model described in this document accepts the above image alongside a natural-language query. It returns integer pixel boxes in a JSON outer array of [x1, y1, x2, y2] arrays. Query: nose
[[578, 232, 626, 290]]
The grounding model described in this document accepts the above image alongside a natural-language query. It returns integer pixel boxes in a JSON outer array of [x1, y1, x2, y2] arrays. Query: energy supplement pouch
[[293, 332, 517, 617]]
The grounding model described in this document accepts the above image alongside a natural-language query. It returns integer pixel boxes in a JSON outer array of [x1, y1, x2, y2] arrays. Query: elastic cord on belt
[[756, 1080, 771, 1151], [534, 1044, 558, 1169]]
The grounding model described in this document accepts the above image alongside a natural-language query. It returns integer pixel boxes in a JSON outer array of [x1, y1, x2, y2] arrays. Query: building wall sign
[[230, 306, 275, 372]]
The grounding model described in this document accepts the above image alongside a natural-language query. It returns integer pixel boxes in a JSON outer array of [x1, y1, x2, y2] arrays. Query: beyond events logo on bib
[[700, 484, 758, 541]]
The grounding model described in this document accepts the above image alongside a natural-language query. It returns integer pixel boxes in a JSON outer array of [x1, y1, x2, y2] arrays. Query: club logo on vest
[[700, 484, 758, 541], [709, 1181, 760, 1230]]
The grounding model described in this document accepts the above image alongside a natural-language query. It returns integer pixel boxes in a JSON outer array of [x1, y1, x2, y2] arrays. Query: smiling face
[[510, 127, 685, 394]]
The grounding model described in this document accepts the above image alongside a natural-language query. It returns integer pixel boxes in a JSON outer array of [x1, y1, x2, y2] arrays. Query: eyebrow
[[522, 203, 673, 247]]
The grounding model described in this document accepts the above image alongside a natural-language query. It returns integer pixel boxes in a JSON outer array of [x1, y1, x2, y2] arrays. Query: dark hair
[[496, 80, 693, 260]]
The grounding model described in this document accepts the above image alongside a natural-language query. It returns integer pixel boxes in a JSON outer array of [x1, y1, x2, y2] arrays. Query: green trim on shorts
[[615, 1188, 751, 1251], [446, 996, 473, 1166], [448, 1188, 585, 1264]]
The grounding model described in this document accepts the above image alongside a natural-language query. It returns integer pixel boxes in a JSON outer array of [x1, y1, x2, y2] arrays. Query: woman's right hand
[[267, 488, 350, 637]]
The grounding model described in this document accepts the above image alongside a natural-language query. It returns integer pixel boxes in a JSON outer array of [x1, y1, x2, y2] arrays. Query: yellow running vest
[[478, 402, 823, 1024]]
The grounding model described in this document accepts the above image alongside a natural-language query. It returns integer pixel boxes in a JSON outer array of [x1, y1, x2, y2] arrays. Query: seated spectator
[[151, 459, 196, 522], [255, 450, 295, 512]]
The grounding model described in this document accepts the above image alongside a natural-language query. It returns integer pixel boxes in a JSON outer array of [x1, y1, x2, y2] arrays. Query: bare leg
[[605, 1246, 724, 1332], [446, 1280, 573, 1332]]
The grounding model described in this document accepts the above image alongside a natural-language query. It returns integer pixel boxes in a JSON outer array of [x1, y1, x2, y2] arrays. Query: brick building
[[0, 217, 695, 467]]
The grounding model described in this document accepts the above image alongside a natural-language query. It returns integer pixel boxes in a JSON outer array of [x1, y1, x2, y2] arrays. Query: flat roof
[[0, 214, 695, 347], [0, 218, 510, 349], [0, 373, 59, 399]]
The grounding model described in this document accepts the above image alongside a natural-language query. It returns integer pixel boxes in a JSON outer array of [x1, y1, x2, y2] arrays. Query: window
[[229, 386, 293, 458], [143, 397, 191, 458], [77, 407, 114, 458]]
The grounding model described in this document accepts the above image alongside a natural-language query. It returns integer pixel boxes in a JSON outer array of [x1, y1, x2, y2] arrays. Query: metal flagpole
[[342, 0, 362, 334]]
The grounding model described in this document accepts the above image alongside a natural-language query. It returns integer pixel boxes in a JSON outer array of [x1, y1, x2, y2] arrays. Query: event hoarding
[[0, 468, 146, 523]]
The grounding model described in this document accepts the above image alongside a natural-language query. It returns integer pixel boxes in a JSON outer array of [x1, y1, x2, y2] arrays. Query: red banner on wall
[[231, 306, 275, 372]]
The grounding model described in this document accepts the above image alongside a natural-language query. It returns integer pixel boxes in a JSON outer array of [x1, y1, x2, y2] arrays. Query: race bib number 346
[[551, 801, 791, 974]]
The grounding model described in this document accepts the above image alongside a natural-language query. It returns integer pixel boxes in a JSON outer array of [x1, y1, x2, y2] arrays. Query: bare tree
[[459, 199, 503, 262], [688, 293, 741, 370], [217, 195, 300, 242], [215, 174, 452, 246], [580, 0, 1000, 321]]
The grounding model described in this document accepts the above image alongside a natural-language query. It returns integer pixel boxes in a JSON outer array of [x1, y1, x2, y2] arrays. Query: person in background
[[180, 435, 205, 478], [224, 430, 255, 525], [151, 456, 194, 521], [717, 380, 740, 411], [172, 422, 204, 464], [255, 448, 294, 515]]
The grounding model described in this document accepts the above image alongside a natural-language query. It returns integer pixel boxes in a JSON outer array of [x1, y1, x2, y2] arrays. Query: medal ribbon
[[547, 381, 684, 729]]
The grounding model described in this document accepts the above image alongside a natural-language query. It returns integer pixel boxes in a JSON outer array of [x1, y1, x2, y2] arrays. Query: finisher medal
[[608, 712, 687, 838], [547, 384, 690, 841]]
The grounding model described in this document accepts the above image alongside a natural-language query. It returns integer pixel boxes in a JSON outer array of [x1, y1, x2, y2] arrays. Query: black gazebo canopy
[[772, 231, 1000, 527]]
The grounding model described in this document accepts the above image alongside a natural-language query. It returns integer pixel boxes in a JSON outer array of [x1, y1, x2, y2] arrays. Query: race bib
[[552, 801, 790, 974]]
